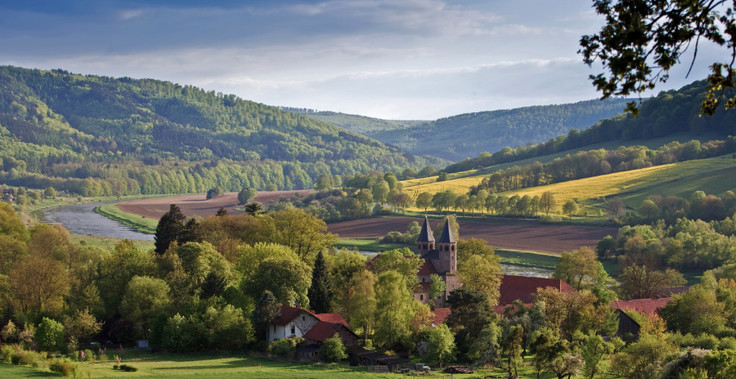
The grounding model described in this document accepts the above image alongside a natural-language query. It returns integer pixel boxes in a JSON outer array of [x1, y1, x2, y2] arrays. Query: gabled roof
[[303, 321, 343, 342], [610, 298, 673, 316], [498, 275, 576, 305], [316, 313, 349, 327], [417, 216, 435, 242], [438, 219, 456, 243], [277, 305, 317, 326]]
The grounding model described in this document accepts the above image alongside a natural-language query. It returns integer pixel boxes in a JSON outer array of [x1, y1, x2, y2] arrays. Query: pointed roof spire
[[417, 215, 435, 242], [438, 218, 456, 243]]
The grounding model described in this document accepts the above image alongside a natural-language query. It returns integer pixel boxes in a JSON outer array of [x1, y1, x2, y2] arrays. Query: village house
[[268, 305, 359, 361]]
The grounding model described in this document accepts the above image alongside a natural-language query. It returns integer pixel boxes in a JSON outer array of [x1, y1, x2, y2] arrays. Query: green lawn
[[334, 238, 406, 253], [95, 204, 158, 234]]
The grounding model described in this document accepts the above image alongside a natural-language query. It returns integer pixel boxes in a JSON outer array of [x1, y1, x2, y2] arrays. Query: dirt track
[[116, 190, 314, 219], [327, 217, 617, 255]]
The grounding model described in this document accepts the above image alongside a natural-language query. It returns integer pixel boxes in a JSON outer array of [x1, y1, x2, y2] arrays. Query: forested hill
[[445, 80, 736, 173], [348, 98, 631, 162], [281, 108, 426, 135], [0, 66, 445, 196]]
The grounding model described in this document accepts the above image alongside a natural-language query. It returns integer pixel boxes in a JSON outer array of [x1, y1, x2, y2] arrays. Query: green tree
[[320, 333, 348, 362], [540, 191, 556, 215], [580, 332, 620, 379], [268, 208, 337, 260], [307, 251, 333, 314], [44, 186, 56, 199], [314, 173, 333, 191], [553, 247, 601, 290], [501, 324, 524, 378], [373, 270, 414, 348], [416, 192, 433, 213], [237, 187, 258, 205], [458, 254, 502, 306], [62, 308, 102, 345], [206, 187, 223, 199], [428, 273, 446, 306], [9, 256, 70, 317], [35, 317, 65, 352], [563, 199, 577, 219], [370, 248, 422, 291], [98, 240, 155, 317], [610, 334, 675, 379], [467, 322, 501, 366], [446, 288, 497, 361], [617, 264, 686, 299], [155, 204, 186, 254], [580, 0, 736, 115], [344, 269, 377, 342], [245, 257, 311, 308], [253, 290, 280, 341], [417, 324, 455, 368], [120, 276, 172, 339]]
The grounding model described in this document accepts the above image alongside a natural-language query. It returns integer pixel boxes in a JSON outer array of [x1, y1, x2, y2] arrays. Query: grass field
[[334, 238, 406, 253], [0, 352, 570, 378], [402, 154, 736, 216]]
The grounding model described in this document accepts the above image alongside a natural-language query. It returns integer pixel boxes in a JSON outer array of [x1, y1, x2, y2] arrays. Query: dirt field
[[327, 217, 617, 255], [116, 190, 314, 219]]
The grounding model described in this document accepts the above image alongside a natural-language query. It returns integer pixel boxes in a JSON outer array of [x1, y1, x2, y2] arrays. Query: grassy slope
[[95, 203, 158, 234], [404, 154, 736, 214]]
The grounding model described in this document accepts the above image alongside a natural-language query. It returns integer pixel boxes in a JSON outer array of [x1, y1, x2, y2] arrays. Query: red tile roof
[[610, 298, 673, 316], [430, 308, 451, 326], [498, 275, 576, 305], [303, 321, 342, 342], [316, 313, 349, 327]]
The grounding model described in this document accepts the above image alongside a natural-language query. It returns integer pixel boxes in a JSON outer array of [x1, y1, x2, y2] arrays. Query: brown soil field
[[116, 190, 314, 219], [327, 217, 617, 255]]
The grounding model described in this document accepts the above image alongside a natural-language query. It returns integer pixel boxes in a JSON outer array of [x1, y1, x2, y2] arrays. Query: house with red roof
[[610, 297, 674, 341], [267, 305, 359, 358]]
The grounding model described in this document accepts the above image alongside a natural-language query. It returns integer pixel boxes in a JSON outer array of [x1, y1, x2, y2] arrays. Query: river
[[42, 203, 154, 241]]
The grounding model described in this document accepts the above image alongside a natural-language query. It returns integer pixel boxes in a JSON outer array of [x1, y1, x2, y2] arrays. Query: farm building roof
[[610, 298, 673, 316], [498, 275, 576, 305], [276, 305, 315, 326], [303, 321, 344, 342], [316, 313, 349, 327], [431, 308, 451, 326]]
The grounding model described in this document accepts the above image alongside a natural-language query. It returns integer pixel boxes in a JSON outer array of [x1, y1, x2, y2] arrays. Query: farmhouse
[[413, 216, 462, 307], [267, 305, 359, 348]]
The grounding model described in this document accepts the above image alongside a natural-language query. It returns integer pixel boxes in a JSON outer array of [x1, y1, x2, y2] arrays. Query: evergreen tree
[[308, 251, 332, 313], [155, 204, 186, 254], [253, 290, 280, 341]]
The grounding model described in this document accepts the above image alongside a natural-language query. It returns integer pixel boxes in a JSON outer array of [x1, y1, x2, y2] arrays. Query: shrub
[[319, 333, 347, 362], [35, 317, 65, 352], [268, 337, 303, 358], [50, 359, 80, 377], [10, 348, 44, 367], [1, 344, 17, 363], [719, 337, 736, 350]]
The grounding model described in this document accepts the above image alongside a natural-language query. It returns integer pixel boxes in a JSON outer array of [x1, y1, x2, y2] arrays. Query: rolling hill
[[0, 66, 445, 196]]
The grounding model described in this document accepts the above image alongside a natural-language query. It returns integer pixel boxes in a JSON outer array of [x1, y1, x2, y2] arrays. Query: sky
[[0, 0, 723, 120]]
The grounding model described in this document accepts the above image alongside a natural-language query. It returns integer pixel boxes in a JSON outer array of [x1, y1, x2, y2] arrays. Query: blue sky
[[0, 0, 721, 119]]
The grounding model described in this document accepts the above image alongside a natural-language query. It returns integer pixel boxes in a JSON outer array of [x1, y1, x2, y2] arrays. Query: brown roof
[[431, 308, 451, 325], [316, 313, 349, 327], [610, 298, 673, 316], [498, 275, 576, 305], [303, 321, 343, 342], [277, 305, 314, 326]]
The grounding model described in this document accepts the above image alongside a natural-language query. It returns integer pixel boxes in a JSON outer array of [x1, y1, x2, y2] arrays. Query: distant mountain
[[282, 108, 426, 135], [366, 99, 633, 162], [0, 66, 444, 196]]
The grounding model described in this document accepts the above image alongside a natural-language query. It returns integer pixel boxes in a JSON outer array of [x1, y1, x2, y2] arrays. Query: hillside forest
[[0, 66, 443, 197]]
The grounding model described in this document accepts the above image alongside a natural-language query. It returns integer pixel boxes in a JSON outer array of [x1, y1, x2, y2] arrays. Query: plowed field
[[327, 217, 616, 255]]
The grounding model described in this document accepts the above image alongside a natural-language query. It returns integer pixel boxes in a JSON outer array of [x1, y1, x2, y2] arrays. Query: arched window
[[420, 294, 424, 300]]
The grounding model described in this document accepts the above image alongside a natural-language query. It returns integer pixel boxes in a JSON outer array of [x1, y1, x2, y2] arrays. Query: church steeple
[[416, 215, 435, 255], [437, 218, 457, 273]]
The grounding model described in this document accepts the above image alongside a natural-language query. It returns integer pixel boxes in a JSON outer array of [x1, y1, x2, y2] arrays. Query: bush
[[319, 333, 347, 362], [10, 348, 44, 368], [1, 344, 17, 363], [50, 359, 80, 377], [719, 337, 736, 350], [35, 317, 65, 352], [268, 337, 303, 358]]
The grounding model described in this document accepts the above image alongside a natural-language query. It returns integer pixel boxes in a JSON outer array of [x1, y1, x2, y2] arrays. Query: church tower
[[437, 219, 457, 274], [416, 215, 435, 255]]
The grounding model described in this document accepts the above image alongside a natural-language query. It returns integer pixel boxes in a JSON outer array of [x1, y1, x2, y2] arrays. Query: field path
[[327, 216, 616, 255], [116, 190, 314, 219]]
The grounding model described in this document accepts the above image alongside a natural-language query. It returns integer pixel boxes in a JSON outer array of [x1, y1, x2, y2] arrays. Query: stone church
[[413, 216, 462, 307]]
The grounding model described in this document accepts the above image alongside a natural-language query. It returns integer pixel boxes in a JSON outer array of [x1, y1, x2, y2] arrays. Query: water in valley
[[42, 203, 154, 241]]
